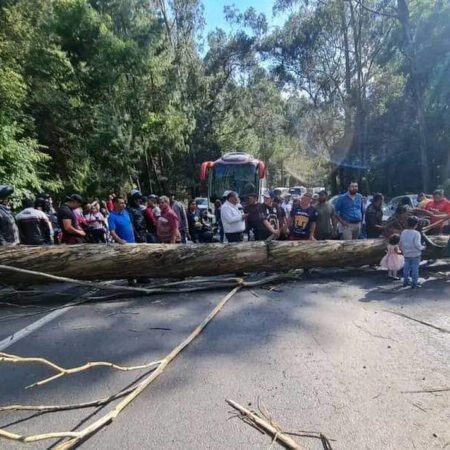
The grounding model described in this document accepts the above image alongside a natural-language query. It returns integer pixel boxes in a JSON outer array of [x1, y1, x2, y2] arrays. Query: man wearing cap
[[255, 193, 280, 241], [221, 191, 247, 242], [335, 181, 365, 240], [16, 198, 53, 245], [289, 192, 318, 240], [425, 189, 450, 234], [108, 196, 136, 244], [58, 194, 86, 244], [314, 190, 337, 240], [0, 185, 20, 246]]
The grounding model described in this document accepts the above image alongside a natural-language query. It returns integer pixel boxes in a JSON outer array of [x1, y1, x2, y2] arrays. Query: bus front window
[[210, 164, 258, 201]]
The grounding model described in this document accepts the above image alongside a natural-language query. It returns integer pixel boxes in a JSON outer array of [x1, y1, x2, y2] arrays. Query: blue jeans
[[403, 257, 420, 286]]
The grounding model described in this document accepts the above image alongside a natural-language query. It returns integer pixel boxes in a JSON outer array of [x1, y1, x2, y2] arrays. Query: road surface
[[0, 266, 449, 450]]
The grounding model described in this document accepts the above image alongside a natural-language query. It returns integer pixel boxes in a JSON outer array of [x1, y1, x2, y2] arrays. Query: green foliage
[[0, 0, 449, 201]]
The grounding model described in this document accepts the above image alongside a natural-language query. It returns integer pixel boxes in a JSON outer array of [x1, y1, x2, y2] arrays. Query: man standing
[[0, 185, 19, 246], [256, 193, 280, 241], [314, 190, 336, 240], [58, 194, 86, 244], [144, 197, 159, 243], [127, 190, 148, 243], [157, 196, 180, 244], [108, 196, 136, 244], [171, 196, 189, 243], [16, 198, 53, 245], [289, 192, 318, 240], [365, 193, 384, 238], [425, 189, 450, 234], [221, 191, 247, 242], [335, 182, 365, 240]]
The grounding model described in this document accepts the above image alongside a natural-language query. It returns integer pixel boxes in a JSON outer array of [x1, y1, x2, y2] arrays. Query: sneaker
[[411, 284, 422, 289], [402, 281, 410, 287]]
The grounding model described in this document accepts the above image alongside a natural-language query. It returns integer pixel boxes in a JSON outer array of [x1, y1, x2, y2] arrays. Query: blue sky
[[202, 0, 286, 34]]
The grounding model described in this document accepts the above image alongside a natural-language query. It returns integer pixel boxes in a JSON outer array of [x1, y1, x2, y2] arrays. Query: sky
[[202, 0, 286, 34]]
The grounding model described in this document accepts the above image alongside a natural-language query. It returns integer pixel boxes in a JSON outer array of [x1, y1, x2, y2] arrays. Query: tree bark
[[397, 0, 430, 192], [0, 237, 448, 283]]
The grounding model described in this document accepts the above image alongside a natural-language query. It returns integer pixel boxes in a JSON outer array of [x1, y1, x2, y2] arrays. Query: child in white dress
[[380, 234, 404, 280]]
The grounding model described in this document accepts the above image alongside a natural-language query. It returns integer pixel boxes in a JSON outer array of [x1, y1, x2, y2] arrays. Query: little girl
[[380, 234, 404, 279]]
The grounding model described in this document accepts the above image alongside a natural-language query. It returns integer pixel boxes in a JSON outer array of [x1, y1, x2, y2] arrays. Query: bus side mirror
[[200, 161, 213, 181], [257, 162, 266, 179]]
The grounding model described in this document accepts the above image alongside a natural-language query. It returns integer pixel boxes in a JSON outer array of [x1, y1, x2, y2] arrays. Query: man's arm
[[62, 218, 85, 237], [262, 219, 278, 236], [0, 216, 8, 245], [309, 222, 317, 240], [334, 197, 348, 225], [108, 216, 125, 244], [110, 230, 126, 244], [169, 213, 180, 244], [42, 217, 53, 245]]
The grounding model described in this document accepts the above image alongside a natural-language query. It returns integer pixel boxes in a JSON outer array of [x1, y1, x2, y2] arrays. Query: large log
[[0, 237, 448, 283]]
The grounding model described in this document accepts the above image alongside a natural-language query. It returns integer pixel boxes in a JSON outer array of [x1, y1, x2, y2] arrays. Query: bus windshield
[[210, 164, 259, 201]]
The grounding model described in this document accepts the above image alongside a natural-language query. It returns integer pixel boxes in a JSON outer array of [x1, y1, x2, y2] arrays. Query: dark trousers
[[225, 232, 243, 243]]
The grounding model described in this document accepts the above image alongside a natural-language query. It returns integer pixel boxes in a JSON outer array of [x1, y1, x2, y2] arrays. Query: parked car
[[195, 197, 209, 211], [382, 194, 431, 221]]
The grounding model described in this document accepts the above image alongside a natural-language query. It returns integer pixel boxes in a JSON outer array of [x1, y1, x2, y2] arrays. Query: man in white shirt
[[220, 191, 247, 242]]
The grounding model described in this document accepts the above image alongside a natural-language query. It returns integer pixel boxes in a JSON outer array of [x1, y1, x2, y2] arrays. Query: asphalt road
[[0, 266, 449, 450]]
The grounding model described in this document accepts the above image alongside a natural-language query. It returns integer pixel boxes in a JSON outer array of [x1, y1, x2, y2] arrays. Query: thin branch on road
[[0, 285, 242, 447], [226, 398, 307, 450], [0, 352, 162, 389]]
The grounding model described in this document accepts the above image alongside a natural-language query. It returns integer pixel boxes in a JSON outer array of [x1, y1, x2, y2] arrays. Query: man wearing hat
[[0, 185, 20, 246], [57, 194, 86, 244]]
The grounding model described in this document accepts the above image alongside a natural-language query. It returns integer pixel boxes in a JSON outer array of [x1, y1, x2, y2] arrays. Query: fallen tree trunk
[[0, 237, 448, 283]]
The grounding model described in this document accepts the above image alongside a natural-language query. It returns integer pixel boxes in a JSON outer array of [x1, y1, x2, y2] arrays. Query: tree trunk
[[397, 0, 430, 192], [0, 237, 447, 284]]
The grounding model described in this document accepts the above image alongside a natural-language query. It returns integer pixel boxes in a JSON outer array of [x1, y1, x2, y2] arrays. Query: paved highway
[[0, 267, 449, 450]]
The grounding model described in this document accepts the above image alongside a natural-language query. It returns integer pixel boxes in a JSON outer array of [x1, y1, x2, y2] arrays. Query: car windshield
[[210, 164, 258, 201]]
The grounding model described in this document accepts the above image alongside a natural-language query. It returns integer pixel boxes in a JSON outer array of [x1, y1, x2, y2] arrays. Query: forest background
[[0, 0, 449, 201]]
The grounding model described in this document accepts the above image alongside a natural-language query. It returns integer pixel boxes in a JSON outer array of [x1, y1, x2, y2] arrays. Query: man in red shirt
[[425, 189, 450, 234], [157, 196, 180, 243]]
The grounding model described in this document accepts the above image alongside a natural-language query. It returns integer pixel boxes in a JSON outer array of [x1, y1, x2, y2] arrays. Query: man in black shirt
[[127, 190, 148, 243], [58, 194, 86, 244], [289, 192, 318, 240], [244, 193, 259, 240], [365, 193, 384, 238], [256, 193, 280, 241]]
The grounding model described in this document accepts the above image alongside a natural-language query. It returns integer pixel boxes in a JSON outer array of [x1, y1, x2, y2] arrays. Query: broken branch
[[0, 352, 161, 389], [226, 399, 306, 450]]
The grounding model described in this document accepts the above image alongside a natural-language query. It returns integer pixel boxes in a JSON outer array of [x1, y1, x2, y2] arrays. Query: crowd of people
[[1, 183, 449, 282]]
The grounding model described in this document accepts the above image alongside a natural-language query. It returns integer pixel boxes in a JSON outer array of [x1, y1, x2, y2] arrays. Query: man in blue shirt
[[108, 196, 136, 244], [335, 181, 364, 240]]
